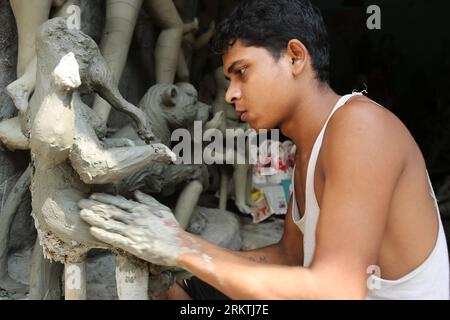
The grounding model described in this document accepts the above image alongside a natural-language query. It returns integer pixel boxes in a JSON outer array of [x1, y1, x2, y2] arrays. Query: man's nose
[[225, 84, 241, 105]]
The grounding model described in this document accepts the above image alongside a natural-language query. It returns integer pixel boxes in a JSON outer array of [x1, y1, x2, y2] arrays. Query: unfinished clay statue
[[25, 18, 174, 300], [0, 0, 75, 293], [110, 83, 211, 229], [92, 0, 184, 126], [205, 67, 254, 214]]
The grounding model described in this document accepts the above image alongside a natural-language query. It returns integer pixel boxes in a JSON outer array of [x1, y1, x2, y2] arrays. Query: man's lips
[[235, 110, 248, 121], [235, 109, 247, 118]]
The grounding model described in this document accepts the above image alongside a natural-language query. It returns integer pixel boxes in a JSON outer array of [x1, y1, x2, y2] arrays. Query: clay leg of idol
[[115, 254, 149, 300], [6, 1, 70, 116], [64, 258, 87, 300], [176, 20, 215, 82], [176, 19, 200, 82], [246, 164, 255, 206], [9, 0, 52, 76], [6, 0, 52, 112], [174, 180, 203, 230], [6, 56, 37, 114], [143, 0, 183, 84], [0, 166, 31, 293], [0, 116, 29, 151], [233, 164, 252, 214], [92, 0, 144, 125], [29, 240, 64, 300], [177, 51, 190, 83]]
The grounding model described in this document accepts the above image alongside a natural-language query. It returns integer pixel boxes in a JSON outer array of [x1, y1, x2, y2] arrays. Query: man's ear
[[286, 39, 308, 77]]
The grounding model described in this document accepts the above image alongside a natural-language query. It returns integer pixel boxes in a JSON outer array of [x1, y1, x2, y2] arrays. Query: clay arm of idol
[[6, 0, 74, 113], [143, 0, 183, 84], [2, 0, 53, 150], [193, 20, 215, 50], [69, 96, 176, 185], [9, 0, 53, 77], [0, 117, 29, 150], [92, 0, 144, 126]]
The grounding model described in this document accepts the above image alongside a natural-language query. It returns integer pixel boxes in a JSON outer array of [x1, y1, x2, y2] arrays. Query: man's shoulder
[[329, 96, 393, 128], [325, 96, 409, 145], [320, 96, 412, 174]]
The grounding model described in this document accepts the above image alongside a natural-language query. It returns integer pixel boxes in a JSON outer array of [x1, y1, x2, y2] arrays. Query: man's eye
[[239, 67, 247, 76]]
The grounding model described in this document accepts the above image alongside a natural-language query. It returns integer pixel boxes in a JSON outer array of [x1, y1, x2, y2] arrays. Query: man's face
[[223, 40, 296, 130]]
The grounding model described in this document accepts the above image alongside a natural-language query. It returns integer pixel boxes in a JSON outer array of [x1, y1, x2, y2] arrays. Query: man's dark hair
[[212, 0, 330, 83]]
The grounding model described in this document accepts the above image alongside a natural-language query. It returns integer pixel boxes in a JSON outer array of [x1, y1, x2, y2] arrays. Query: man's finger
[[90, 193, 140, 211], [134, 191, 172, 218], [134, 190, 158, 207], [78, 199, 106, 211], [134, 191, 170, 212], [90, 227, 136, 250], [80, 209, 128, 234], [78, 199, 133, 223]]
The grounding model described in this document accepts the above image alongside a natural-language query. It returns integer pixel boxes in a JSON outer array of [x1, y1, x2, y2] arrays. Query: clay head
[[140, 84, 210, 130], [162, 85, 200, 129], [176, 83, 211, 124], [51, 52, 82, 90]]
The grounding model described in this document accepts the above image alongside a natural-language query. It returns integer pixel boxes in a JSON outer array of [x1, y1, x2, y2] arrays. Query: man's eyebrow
[[225, 60, 245, 80]]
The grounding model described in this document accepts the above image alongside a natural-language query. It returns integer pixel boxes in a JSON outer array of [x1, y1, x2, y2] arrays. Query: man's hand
[[78, 191, 197, 267]]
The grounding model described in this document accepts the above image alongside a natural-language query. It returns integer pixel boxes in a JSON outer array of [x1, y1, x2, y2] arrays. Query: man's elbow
[[311, 272, 367, 300]]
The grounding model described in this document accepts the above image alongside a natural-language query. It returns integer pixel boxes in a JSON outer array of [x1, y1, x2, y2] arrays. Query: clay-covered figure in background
[[92, 0, 185, 127], [110, 82, 211, 230]]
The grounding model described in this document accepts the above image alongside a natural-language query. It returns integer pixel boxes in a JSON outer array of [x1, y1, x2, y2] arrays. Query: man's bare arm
[[78, 102, 403, 299], [231, 197, 304, 267]]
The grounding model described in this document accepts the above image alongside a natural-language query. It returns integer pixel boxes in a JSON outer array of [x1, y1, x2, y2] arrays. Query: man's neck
[[280, 83, 340, 159]]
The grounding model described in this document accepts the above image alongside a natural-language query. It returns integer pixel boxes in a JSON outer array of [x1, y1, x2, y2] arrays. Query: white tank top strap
[[309, 92, 364, 168], [291, 92, 363, 235], [301, 92, 363, 267]]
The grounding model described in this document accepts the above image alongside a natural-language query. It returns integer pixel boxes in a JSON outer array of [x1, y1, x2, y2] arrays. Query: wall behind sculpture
[[309, 0, 450, 182]]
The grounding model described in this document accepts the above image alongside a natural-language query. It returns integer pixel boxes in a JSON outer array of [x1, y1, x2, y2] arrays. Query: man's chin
[[249, 122, 275, 131]]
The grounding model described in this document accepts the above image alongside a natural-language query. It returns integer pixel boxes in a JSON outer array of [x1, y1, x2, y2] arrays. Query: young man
[[78, 0, 449, 299]]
